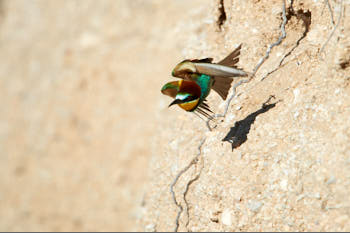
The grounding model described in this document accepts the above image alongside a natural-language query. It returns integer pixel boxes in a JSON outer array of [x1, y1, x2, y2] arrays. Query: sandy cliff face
[[140, 0, 350, 231], [0, 0, 349, 231]]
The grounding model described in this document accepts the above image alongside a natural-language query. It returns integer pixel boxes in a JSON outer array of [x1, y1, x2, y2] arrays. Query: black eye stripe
[[184, 95, 197, 102]]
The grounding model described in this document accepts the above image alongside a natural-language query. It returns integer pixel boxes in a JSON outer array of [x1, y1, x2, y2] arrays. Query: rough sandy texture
[[0, 0, 349, 231]]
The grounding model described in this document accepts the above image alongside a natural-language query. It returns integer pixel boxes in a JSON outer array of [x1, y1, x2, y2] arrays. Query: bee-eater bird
[[161, 44, 249, 120], [161, 80, 214, 120], [172, 44, 248, 100]]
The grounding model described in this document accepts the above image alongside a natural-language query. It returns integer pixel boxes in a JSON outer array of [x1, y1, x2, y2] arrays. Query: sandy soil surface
[[0, 0, 349, 231]]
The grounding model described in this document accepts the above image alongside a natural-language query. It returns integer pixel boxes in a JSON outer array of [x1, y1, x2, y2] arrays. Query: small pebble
[[145, 224, 156, 232], [326, 176, 336, 185], [247, 200, 263, 212], [221, 209, 232, 226]]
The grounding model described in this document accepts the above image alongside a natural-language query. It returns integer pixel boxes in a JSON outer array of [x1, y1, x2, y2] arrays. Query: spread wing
[[190, 58, 213, 63], [211, 76, 234, 100], [171, 44, 245, 100], [174, 58, 213, 82], [217, 44, 241, 68], [211, 44, 245, 100]]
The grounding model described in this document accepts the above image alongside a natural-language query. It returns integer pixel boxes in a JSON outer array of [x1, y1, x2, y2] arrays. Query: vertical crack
[[324, 0, 335, 26], [184, 156, 204, 230], [170, 138, 206, 232], [209, 0, 287, 124], [261, 5, 312, 80], [320, 0, 343, 54], [252, 0, 288, 77]]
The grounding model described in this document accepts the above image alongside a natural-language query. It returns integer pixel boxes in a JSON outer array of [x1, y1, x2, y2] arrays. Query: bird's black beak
[[168, 99, 184, 107]]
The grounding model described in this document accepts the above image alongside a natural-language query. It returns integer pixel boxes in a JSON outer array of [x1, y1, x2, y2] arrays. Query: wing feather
[[218, 44, 241, 67]]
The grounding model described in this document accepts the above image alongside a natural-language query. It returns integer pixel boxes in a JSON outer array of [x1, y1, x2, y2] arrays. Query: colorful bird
[[161, 79, 214, 119], [161, 44, 249, 120]]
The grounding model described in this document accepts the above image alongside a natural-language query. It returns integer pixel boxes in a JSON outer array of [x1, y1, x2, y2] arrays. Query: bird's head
[[168, 92, 200, 111], [161, 81, 180, 98], [161, 80, 202, 112], [171, 60, 197, 79]]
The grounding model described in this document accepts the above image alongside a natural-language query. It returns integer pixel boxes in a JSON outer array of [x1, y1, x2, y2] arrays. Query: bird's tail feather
[[194, 101, 214, 121]]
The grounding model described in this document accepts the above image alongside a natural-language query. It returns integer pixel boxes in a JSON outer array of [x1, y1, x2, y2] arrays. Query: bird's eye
[[184, 95, 197, 102]]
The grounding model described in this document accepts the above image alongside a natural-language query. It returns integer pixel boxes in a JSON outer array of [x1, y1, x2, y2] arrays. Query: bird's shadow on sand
[[222, 96, 281, 151]]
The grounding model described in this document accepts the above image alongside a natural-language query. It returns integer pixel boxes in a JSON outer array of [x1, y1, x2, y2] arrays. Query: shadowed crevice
[[261, 4, 312, 80], [217, 0, 226, 30], [280, 7, 311, 65], [222, 96, 280, 150], [340, 59, 350, 69]]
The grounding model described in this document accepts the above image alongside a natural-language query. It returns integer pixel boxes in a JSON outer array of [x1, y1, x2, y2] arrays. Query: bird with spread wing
[[161, 44, 249, 120]]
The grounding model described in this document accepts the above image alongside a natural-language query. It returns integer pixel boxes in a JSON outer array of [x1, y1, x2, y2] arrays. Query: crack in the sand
[[206, 0, 288, 127], [320, 0, 343, 54], [261, 4, 312, 81], [183, 156, 204, 231], [170, 139, 206, 232], [171, 0, 289, 231]]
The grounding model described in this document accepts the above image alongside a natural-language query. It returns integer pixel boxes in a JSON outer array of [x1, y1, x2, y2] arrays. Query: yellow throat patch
[[179, 99, 199, 111]]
